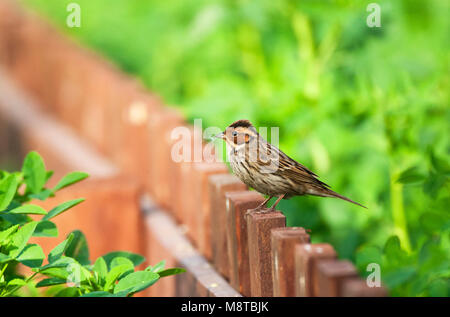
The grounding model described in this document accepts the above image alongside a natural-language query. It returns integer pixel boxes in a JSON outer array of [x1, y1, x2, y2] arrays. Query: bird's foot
[[245, 206, 263, 216], [245, 196, 273, 215], [265, 194, 285, 212], [245, 206, 276, 215]]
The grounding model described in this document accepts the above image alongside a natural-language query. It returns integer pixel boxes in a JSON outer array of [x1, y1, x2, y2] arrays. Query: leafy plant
[[356, 153, 449, 296], [0, 151, 184, 297]]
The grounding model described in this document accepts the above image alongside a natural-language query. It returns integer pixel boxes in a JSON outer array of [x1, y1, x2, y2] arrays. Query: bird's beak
[[213, 132, 225, 140]]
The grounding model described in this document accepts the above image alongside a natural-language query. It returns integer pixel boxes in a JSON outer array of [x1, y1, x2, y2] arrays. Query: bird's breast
[[228, 151, 294, 197]]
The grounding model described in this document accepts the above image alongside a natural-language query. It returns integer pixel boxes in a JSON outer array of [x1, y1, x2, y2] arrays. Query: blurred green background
[[22, 0, 449, 296]]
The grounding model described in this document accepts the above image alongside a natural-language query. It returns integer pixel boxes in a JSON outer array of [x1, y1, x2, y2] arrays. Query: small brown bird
[[214, 119, 366, 211]]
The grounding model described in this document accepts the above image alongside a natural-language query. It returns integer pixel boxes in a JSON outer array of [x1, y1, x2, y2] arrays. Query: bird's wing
[[276, 149, 331, 188], [249, 140, 330, 188]]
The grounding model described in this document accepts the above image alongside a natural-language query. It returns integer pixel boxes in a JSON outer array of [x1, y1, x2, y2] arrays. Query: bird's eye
[[232, 131, 238, 137]]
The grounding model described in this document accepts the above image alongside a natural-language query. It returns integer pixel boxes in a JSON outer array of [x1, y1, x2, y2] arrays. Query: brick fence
[[0, 0, 387, 297]]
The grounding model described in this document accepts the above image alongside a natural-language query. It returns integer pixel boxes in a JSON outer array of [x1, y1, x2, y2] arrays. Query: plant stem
[[0, 263, 8, 280], [390, 172, 412, 252], [3, 271, 38, 297]]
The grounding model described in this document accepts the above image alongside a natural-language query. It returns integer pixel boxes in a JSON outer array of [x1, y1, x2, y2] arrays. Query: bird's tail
[[311, 188, 367, 209]]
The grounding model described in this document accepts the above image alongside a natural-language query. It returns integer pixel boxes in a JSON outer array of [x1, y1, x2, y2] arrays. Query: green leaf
[[8, 221, 38, 258], [423, 173, 448, 198], [45, 171, 54, 182], [16, 243, 45, 268], [0, 224, 19, 243], [0, 252, 12, 263], [39, 267, 70, 280], [81, 291, 117, 297], [113, 271, 159, 295], [396, 166, 426, 184], [102, 251, 145, 270], [157, 268, 186, 278], [54, 287, 79, 297], [64, 230, 90, 265], [103, 264, 132, 291], [420, 212, 448, 234], [42, 198, 85, 221], [384, 235, 401, 256], [428, 278, 449, 297], [65, 261, 90, 285], [93, 257, 108, 285], [7, 204, 47, 215], [0, 174, 19, 211], [36, 277, 67, 288], [29, 171, 89, 200], [80, 266, 92, 283], [148, 260, 165, 273], [418, 239, 442, 265], [383, 235, 410, 266], [355, 246, 382, 272], [33, 221, 58, 237], [53, 172, 89, 192], [110, 257, 134, 278], [7, 278, 27, 286], [111, 257, 135, 269], [383, 267, 416, 288], [22, 151, 47, 194], [38, 257, 88, 283], [37, 256, 73, 271], [429, 152, 450, 175], [29, 189, 53, 201], [48, 233, 75, 263], [0, 213, 30, 226]]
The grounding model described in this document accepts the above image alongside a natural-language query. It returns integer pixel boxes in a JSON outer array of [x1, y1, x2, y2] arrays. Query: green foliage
[[34, 242, 182, 297], [22, 151, 46, 194], [23, 0, 450, 296], [0, 152, 185, 297], [102, 251, 145, 270], [112, 271, 159, 296], [52, 172, 89, 192]]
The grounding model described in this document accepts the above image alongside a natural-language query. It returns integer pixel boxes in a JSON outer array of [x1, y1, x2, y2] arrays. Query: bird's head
[[214, 119, 259, 148]]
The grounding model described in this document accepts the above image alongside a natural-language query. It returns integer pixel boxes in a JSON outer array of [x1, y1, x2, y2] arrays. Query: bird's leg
[[268, 194, 286, 212], [246, 196, 272, 214]]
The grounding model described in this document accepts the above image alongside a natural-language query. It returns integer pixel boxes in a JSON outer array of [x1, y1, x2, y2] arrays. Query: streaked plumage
[[215, 119, 366, 211]]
